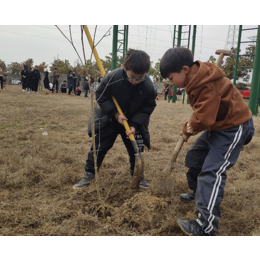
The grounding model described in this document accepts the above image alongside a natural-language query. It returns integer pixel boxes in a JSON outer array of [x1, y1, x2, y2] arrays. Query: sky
[[0, 0, 259, 80], [0, 24, 258, 73]]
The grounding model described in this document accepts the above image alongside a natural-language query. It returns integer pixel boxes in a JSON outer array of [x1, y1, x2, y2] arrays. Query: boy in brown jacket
[[160, 47, 255, 236]]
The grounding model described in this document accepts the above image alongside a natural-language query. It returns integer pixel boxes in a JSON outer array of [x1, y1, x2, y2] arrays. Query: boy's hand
[[115, 112, 128, 125], [179, 130, 189, 142], [126, 126, 136, 138]]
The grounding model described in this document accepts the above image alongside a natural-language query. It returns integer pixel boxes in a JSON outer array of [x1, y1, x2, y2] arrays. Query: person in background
[[2, 74, 7, 90], [26, 67, 35, 93], [43, 71, 50, 90], [76, 71, 81, 88], [98, 74, 103, 83], [72, 71, 77, 93], [90, 75, 94, 85], [170, 87, 173, 100], [75, 86, 82, 96], [83, 76, 89, 98], [164, 83, 169, 100], [90, 82, 95, 94], [52, 68, 60, 93], [60, 80, 67, 93], [67, 70, 74, 95], [0, 64, 5, 91], [34, 65, 41, 93], [21, 65, 28, 92]]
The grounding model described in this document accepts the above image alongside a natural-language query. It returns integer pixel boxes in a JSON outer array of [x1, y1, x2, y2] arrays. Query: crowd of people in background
[[18, 66, 101, 97], [21, 65, 41, 93], [1, 64, 162, 100]]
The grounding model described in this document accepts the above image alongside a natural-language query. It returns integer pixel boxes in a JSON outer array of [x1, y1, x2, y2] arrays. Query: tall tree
[[24, 58, 34, 69], [38, 62, 48, 72], [149, 59, 164, 82], [100, 53, 124, 74], [7, 62, 22, 77], [50, 59, 72, 74], [0, 59, 7, 72], [209, 45, 255, 82]]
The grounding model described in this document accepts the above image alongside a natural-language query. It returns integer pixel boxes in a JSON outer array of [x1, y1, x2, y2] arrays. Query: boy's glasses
[[127, 74, 147, 82]]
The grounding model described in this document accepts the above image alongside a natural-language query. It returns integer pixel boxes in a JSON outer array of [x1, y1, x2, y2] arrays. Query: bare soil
[[1, 85, 260, 236]]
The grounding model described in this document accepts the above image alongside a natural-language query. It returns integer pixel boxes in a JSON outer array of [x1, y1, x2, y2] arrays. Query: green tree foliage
[[71, 62, 82, 74], [149, 59, 164, 82], [24, 58, 34, 69], [50, 59, 72, 74], [236, 82, 248, 90], [0, 59, 7, 72], [38, 62, 48, 72], [209, 45, 255, 82], [100, 53, 124, 74], [207, 55, 217, 64], [71, 60, 100, 78], [7, 62, 22, 77]]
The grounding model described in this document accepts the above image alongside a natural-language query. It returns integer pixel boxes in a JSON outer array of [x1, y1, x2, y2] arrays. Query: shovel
[[111, 95, 144, 189]]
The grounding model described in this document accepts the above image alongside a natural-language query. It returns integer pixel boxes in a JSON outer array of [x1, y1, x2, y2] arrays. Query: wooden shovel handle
[[173, 111, 194, 156], [111, 95, 135, 141]]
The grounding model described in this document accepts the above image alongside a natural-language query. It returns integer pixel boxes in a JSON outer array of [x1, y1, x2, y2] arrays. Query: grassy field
[[0, 85, 260, 236]]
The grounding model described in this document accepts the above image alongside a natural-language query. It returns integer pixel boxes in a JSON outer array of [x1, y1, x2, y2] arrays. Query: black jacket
[[43, 71, 50, 89], [83, 81, 89, 91], [73, 74, 77, 87], [21, 68, 28, 82], [34, 70, 41, 81], [26, 71, 35, 89], [89, 68, 157, 148], [67, 72, 74, 89]]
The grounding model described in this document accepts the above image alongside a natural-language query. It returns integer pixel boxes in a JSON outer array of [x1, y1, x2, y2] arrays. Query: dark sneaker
[[180, 192, 195, 202], [177, 218, 208, 236], [73, 172, 95, 189], [139, 179, 150, 188]]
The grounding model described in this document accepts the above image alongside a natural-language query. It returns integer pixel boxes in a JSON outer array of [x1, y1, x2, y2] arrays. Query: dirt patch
[[0, 86, 260, 236]]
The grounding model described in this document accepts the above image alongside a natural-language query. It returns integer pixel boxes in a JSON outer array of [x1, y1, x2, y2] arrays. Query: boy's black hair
[[160, 47, 194, 78], [123, 49, 150, 74], [63, 80, 67, 82]]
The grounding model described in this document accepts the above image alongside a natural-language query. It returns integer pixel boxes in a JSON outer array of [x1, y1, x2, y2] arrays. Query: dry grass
[[0, 85, 260, 236]]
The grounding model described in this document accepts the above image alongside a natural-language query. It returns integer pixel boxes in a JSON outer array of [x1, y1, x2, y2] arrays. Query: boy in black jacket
[[73, 49, 157, 189]]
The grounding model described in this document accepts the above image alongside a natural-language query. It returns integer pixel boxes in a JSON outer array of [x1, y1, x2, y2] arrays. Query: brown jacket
[[52, 71, 59, 81], [182, 61, 252, 137]]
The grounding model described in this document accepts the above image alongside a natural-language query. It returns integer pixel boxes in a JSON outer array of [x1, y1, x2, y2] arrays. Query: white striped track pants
[[185, 117, 254, 234]]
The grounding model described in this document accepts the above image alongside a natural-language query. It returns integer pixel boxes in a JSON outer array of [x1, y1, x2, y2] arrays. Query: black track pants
[[84, 121, 144, 176], [185, 117, 254, 234], [22, 79, 27, 89], [53, 80, 59, 93]]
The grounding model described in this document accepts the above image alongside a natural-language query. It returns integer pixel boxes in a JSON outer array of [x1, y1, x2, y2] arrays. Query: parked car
[[237, 86, 250, 99], [11, 79, 22, 85]]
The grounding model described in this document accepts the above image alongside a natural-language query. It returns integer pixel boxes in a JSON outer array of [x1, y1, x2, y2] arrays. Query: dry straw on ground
[[0, 86, 260, 236]]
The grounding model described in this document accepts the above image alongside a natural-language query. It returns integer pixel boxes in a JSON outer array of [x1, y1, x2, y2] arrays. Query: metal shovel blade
[[131, 151, 144, 189]]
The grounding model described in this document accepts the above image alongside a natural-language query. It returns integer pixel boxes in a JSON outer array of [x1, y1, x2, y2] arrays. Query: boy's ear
[[123, 65, 126, 71], [182, 66, 190, 74]]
